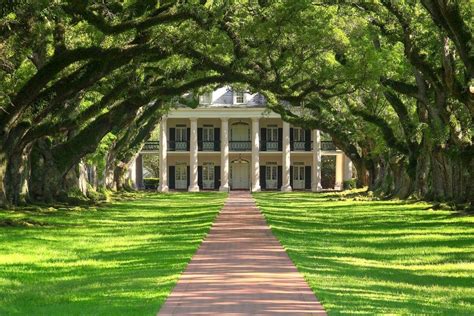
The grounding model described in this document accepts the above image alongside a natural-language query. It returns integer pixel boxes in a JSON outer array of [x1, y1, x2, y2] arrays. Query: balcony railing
[[292, 141, 313, 151], [169, 141, 189, 151], [230, 141, 251, 151], [142, 141, 159, 151], [142, 140, 336, 152], [199, 141, 220, 151], [321, 141, 337, 151], [265, 141, 279, 151]]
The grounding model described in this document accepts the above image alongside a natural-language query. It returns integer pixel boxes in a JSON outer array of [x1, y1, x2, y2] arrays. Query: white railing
[[266, 141, 279, 151], [230, 141, 251, 151], [175, 141, 188, 151], [293, 141, 306, 151]]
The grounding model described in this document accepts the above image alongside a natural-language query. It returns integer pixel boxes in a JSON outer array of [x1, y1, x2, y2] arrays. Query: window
[[266, 163, 277, 181], [203, 163, 215, 181], [176, 125, 187, 141], [203, 125, 214, 141], [199, 92, 212, 104], [176, 163, 187, 181], [202, 125, 214, 151], [293, 128, 305, 142], [234, 91, 244, 104], [267, 125, 279, 142], [293, 163, 305, 181]]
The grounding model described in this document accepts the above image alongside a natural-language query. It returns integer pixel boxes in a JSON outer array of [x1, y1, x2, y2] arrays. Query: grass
[[0, 192, 226, 315], [254, 191, 474, 315]]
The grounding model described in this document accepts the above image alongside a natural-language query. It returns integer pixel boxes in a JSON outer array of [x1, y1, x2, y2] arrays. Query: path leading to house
[[158, 191, 326, 315]]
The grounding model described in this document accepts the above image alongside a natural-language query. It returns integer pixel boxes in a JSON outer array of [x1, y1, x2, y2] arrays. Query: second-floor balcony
[[169, 141, 189, 151], [230, 141, 252, 151], [291, 141, 312, 151], [321, 141, 337, 151], [199, 141, 220, 151], [141, 140, 337, 153], [265, 141, 279, 151], [142, 141, 160, 151]]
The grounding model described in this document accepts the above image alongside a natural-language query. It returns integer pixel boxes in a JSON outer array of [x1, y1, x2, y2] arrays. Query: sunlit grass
[[0, 192, 226, 315], [254, 191, 474, 315]]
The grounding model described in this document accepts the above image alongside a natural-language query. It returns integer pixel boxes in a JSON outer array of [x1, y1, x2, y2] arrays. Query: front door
[[202, 163, 215, 189], [266, 164, 278, 189], [293, 165, 305, 190], [231, 163, 249, 189], [175, 164, 187, 190]]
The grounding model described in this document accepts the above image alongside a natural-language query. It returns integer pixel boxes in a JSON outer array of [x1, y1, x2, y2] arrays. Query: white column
[[335, 153, 343, 190], [158, 117, 169, 192], [281, 121, 292, 191], [251, 117, 261, 192], [219, 118, 230, 191], [343, 155, 353, 181], [311, 130, 322, 192], [129, 158, 137, 189], [188, 118, 199, 192]]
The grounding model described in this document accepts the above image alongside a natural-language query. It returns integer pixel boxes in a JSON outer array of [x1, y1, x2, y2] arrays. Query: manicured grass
[[254, 191, 474, 315], [0, 192, 226, 315]]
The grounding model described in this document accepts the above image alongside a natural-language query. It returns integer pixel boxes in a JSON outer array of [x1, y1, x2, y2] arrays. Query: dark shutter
[[214, 166, 220, 189], [278, 128, 283, 151], [214, 128, 220, 151], [260, 166, 266, 190], [260, 128, 267, 151], [197, 128, 203, 151], [168, 166, 175, 189], [186, 166, 190, 188], [186, 128, 191, 151], [290, 166, 294, 188], [305, 166, 312, 189], [290, 128, 294, 151], [305, 129, 311, 151], [169, 128, 176, 151], [198, 166, 203, 189], [277, 166, 282, 189]]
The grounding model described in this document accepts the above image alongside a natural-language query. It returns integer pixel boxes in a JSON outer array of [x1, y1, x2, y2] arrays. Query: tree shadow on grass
[[255, 193, 474, 315], [0, 192, 226, 316]]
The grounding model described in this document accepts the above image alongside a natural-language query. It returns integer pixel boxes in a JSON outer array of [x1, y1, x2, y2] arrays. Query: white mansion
[[130, 87, 353, 191]]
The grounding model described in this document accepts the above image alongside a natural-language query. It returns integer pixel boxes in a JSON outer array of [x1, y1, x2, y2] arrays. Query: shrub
[[343, 178, 357, 190], [143, 178, 160, 190], [86, 184, 107, 202]]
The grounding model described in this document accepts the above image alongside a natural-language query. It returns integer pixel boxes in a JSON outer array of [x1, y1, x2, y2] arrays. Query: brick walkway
[[158, 191, 326, 315]]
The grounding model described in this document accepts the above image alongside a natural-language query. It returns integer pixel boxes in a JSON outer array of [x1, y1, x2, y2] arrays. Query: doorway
[[231, 162, 250, 189], [175, 163, 187, 190], [202, 162, 215, 189], [266, 164, 278, 189], [293, 164, 305, 190]]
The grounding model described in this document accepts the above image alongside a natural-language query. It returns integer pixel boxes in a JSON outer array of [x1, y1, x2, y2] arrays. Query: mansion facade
[[130, 87, 353, 192]]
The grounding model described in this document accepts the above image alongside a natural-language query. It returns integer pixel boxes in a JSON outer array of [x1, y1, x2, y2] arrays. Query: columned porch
[[139, 109, 350, 192]]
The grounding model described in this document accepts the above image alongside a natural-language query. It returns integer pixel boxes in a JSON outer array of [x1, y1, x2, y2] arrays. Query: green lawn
[[0, 192, 226, 315], [254, 191, 474, 315]]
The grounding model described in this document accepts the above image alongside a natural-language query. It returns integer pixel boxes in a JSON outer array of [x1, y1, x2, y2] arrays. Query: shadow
[[253, 192, 474, 315], [0, 192, 226, 315]]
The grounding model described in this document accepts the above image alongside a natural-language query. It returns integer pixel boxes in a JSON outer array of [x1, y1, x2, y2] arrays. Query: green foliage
[[255, 192, 474, 315], [143, 178, 160, 190], [85, 184, 107, 202], [343, 178, 357, 190], [84, 133, 117, 180], [0, 192, 227, 315]]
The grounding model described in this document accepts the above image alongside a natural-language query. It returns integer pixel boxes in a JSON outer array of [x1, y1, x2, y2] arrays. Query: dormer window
[[234, 91, 245, 104], [199, 92, 212, 104]]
